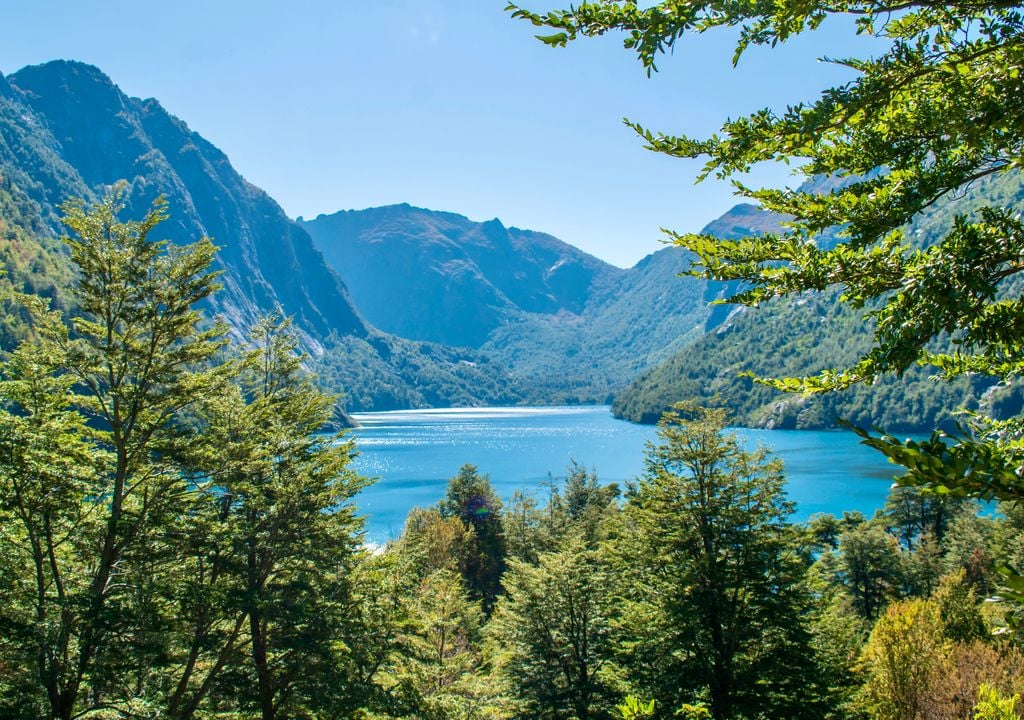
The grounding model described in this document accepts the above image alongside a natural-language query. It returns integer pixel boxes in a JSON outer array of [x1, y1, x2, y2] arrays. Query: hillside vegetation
[[304, 206, 712, 403], [0, 61, 520, 412], [613, 171, 1024, 429]]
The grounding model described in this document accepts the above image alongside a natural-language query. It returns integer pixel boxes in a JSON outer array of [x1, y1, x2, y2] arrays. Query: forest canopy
[[0, 185, 1020, 720]]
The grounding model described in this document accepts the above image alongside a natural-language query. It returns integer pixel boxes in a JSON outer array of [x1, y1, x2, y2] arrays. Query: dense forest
[[612, 169, 1024, 429], [1, 190, 1022, 719]]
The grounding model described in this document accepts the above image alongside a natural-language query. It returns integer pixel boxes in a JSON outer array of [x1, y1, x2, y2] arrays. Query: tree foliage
[[858, 598, 950, 720], [608, 405, 824, 720], [489, 537, 617, 720], [0, 187, 373, 719], [507, 0, 1024, 495], [0, 185, 230, 720], [439, 464, 509, 611]]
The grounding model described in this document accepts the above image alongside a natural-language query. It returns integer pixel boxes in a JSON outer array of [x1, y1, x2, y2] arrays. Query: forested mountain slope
[[0, 61, 521, 411], [613, 172, 1024, 429], [302, 205, 616, 348], [2, 61, 365, 345], [304, 206, 713, 402]]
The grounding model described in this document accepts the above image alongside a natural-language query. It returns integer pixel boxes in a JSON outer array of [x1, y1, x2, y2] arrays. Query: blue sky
[[0, 1, 878, 267]]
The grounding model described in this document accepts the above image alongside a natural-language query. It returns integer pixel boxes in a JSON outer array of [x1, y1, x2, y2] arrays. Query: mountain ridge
[[0, 60, 522, 411], [301, 203, 617, 348], [7, 60, 369, 347], [301, 204, 713, 403]]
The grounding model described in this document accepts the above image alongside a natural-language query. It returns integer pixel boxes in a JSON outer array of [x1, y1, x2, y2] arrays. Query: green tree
[[808, 596, 872, 720], [489, 536, 617, 720], [387, 569, 496, 720], [0, 186, 226, 720], [933, 569, 988, 644], [401, 505, 476, 576], [503, 489, 550, 564], [0, 309, 100, 719], [857, 599, 950, 720], [608, 405, 825, 720], [882, 487, 965, 552], [506, 0, 1024, 496], [439, 464, 508, 610], [562, 460, 617, 526], [837, 523, 903, 621], [194, 315, 368, 720]]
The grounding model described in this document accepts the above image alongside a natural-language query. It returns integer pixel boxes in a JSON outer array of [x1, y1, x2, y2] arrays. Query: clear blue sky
[[0, 0, 877, 267]]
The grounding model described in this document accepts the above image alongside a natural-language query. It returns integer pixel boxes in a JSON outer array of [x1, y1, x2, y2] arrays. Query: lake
[[349, 405, 903, 543]]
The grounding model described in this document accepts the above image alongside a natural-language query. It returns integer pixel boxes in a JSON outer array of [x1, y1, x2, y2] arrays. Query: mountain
[[301, 205, 615, 348], [302, 206, 713, 402], [2, 61, 367, 345], [0, 61, 520, 410], [612, 171, 1024, 430]]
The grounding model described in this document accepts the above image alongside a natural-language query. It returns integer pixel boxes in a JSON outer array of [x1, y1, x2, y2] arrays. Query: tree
[[838, 523, 904, 621], [439, 465, 508, 610], [607, 405, 825, 720], [857, 599, 950, 720], [0, 309, 101, 719], [882, 486, 965, 552], [401, 505, 477, 576], [193, 315, 368, 720], [0, 189, 375, 719], [0, 185, 227, 720], [488, 536, 617, 720], [933, 569, 988, 644], [503, 462, 619, 566], [387, 569, 495, 720], [506, 1, 1024, 496]]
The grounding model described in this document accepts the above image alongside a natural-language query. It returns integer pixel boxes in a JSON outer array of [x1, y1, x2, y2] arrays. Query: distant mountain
[[0, 61, 520, 411], [17, 59, 982, 424], [303, 206, 713, 402], [301, 205, 614, 348], [612, 172, 1024, 429]]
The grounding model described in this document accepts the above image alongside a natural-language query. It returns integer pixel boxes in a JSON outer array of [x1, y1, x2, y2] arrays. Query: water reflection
[[349, 406, 900, 544]]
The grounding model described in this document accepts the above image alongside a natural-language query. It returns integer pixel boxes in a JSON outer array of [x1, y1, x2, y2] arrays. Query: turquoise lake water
[[349, 405, 903, 543]]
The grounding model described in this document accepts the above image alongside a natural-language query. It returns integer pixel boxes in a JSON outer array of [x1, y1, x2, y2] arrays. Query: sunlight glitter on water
[[348, 406, 901, 544]]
